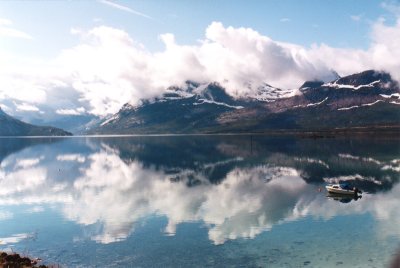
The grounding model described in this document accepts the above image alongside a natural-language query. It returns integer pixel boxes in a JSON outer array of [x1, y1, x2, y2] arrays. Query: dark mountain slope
[[89, 70, 400, 134], [0, 108, 72, 136]]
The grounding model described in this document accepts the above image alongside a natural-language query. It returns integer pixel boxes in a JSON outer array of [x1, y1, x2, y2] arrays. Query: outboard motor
[[354, 187, 362, 195]]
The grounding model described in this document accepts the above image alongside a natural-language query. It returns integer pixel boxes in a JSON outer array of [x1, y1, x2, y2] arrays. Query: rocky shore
[[0, 252, 48, 268]]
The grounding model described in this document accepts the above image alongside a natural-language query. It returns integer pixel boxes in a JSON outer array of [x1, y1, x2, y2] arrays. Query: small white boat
[[325, 183, 361, 195]]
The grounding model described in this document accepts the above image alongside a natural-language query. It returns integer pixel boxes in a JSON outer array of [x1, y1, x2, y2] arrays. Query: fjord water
[[0, 136, 399, 267]]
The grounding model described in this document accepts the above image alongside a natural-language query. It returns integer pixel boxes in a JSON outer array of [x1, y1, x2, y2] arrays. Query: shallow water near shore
[[0, 135, 399, 267]]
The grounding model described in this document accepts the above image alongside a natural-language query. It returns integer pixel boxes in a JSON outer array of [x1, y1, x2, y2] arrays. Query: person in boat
[[338, 182, 361, 195], [353, 187, 360, 195], [339, 182, 352, 190]]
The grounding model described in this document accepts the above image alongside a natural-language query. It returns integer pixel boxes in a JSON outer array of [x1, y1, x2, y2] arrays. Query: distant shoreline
[[0, 125, 399, 138]]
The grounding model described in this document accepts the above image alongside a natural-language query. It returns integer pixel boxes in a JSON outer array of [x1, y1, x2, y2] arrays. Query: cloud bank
[[1, 15, 400, 117]]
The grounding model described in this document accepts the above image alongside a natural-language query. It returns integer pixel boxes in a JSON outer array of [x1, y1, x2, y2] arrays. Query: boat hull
[[325, 186, 355, 195]]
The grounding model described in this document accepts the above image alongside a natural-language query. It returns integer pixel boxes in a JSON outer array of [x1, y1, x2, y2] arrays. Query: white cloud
[[0, 27, 32, 39], [0, 64, 49, 105], [0, 18, 12, 26], [307, 17, 400, 82], [56, 21, 338, 113], [381, 1, 400, 15], [56, 107, 86, 115], [0, 167, 47, 196], [15, 158, 41, 169], [56, 154, 86, 163], [98, 0, 153, 19], [0, 210, 13, 221], [0, 141, 399, 248], [350, 14, 362, 22], [26, 206, 44, 213], [0, 148, 399, 246], [0, 18, 32, 39], [1, 11, 400, 118], [0, 233, 31, 245], [370, 18, 400, 77], [14, 102, 41, 112], [280, 18, 291, 22], [93, 17, 103, 23], [0, 104, 12, 114]]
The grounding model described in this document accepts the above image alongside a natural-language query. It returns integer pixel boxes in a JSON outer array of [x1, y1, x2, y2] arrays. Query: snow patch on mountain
[[337, 99, 390, 111], [307, 97, 329, 107], [100, 114, 120, 126], [361, 100, 382, 106], [193, 99, 244, 109], [380, 93, 400, 99], [338, 105, 359, 111], [323, 80, 380, 90], [193, 83, 211, 95], [164, 90, 195, 100], [294, 157, 329, 169], [293, 97, 328, 108], [323, 174, 383, 185], [243, 84, 295, 102], [339, 154, 384, 165]]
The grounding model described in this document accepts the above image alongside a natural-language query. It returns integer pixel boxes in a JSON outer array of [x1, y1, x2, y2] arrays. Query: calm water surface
[[0, 136, 399, 267]]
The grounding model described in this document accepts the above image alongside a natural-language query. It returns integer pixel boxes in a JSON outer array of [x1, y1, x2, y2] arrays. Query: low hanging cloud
[[1, 15, 400, 117], [56, 107, 86, 116], [14, 102, 41, 112]]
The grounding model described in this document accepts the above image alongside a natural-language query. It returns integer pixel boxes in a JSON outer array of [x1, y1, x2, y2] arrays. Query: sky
[[0, 0, 399, 119]]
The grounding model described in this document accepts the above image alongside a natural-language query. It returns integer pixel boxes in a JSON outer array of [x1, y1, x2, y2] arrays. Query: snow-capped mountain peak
[[322, 79, 381, 90], [88, 70, 400, 135], [243, 83, 295, 102], [321, 70, 395, 90]]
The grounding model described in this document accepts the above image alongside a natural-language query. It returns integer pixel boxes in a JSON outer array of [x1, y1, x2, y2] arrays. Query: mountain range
[[0, 108, 71, 136], [89, 70, 400, 135], [1, 70, 399, 136]]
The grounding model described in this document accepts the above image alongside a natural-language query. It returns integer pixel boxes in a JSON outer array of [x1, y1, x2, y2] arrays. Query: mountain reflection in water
[[0, 136, 399, 247]]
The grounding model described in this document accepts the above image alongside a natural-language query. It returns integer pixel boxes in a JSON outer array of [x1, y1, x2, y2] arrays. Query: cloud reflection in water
[[0, 137, 398, 246]]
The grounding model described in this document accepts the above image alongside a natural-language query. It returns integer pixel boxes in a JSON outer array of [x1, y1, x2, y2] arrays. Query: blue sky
[[0, 0, 399, 119], [0, 0, 394, 56]]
